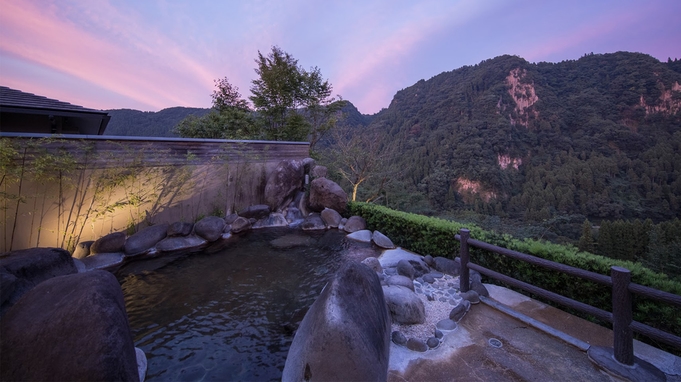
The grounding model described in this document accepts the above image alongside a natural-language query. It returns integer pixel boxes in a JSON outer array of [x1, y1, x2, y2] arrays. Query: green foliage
[[334, 52, 681, 226], [174, 78, 258, 140], [174, 109, 258, 140], [349, 201, 681, 352], [250, 46, 340, 143], [104, 107, 210, 136]]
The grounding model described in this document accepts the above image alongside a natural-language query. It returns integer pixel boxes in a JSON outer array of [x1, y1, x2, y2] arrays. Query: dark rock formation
[[80, 252, 124, 272], [320, 208, 342, 228], [282, 262, 390, 382], [155, 235, 206, 254], [372, 230, 395, 249], [386, 275, 415, 291], [406, 338, 428, 352], [0, 247, 76, 315], [301, 213, 326, 230], [308, 177, 347, 213], [471, 280, 490, 297], [343, 215, 367, 233], [397, 259, 416, 279], [382, 285, 426, 325], [193, 216, 226, 242], [0, 271, 140, 382], [167, 222, 193, 237], [239, 204, 271, 220], [90, 232, 126, 254], [252, 212, 288, 228], [392, 331, 407, 346], [230, 216, 252, 233], [124, 223, 168, 256], [433, 256, 460, 276], [264, 160, 304, 211], [361, 257, 382, 273], [449, 300, 471, 322]]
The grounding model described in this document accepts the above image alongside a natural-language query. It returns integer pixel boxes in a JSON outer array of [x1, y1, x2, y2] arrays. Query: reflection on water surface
[[120, 228, 373, 381]]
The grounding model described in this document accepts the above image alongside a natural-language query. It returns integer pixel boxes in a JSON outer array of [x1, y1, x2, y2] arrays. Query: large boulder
[[252, 213, 288, 228], [167, 222, 193, 237], [282, 262, 391, 382], [382, 285, 426, 325], [124, 223, 168, 256], [372, 231, 395, 249], [80, 252, 124, 272], [239, 204, 271, 220], [194, 216, 226, 242], [0, 271, 140, 381], [433, 256, 460, 276], [230, 217, 252, 233], [320, 208, 342, 228], [90, 232, 126, 254], [264, 160, 304, 211], [308, 177, 347, 213], [343, 215, 367, 233], [0, 247, 77, 315], [155, 235, 206, 254], [301, 213, 326, 231]]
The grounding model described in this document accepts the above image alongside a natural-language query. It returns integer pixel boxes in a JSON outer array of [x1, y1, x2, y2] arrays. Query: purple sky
[[1, 0, 679, 114]]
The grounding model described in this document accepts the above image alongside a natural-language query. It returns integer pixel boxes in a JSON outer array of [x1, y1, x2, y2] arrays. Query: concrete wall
[[0, 134, 309, 252]]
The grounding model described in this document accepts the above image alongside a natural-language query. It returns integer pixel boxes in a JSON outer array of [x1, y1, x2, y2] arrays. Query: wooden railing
[[456, 228, 681, 365]]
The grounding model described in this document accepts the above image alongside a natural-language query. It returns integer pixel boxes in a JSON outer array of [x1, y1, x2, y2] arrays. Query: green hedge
[[349, 202, 681, 353]]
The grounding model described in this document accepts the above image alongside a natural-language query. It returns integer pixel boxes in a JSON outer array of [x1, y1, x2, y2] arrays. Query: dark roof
[[0, 86, 107, 115]]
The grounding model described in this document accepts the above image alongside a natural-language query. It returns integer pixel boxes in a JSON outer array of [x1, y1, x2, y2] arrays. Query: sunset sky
[[1, 0, 679, 114]]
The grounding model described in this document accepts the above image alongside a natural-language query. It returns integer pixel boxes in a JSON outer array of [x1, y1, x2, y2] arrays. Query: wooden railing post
[[611, 266, 634, 365], [459, 228, 470, 292]]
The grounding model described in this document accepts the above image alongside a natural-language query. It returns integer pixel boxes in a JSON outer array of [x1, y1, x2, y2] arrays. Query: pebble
[[392, 331, 407, 346], [460, 290, 480, 304], [406, 338, 428, 352], [422, 274, 435, 283], [427, 337, 440, 349], [434, 329, 443, 339], [436, 318, 458, 331]]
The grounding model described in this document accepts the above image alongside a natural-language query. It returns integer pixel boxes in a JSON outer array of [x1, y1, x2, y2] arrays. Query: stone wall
[[0, 134, 309, 252]]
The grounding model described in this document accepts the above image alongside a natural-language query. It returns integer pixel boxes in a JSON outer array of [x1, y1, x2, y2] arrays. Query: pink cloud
[[0, 0, 220, 110], [332, 1, 491, 113], [521, 8, 639, 62]]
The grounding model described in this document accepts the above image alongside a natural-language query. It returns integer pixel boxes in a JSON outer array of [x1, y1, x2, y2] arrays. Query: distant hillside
[[104, 107, 210, 137], [333, 52, 681, 226]]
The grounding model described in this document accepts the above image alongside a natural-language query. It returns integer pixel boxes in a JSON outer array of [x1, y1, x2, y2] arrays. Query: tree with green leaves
[[577, 219, 595, 253], [174, 78, 256, 139], [250, 46, 344, 145]]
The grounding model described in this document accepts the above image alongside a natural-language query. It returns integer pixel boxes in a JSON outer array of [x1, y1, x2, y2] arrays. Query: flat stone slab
[[347, 230, 373, 243], [80, 253, 123, 272], [155, 235, 206, 253]]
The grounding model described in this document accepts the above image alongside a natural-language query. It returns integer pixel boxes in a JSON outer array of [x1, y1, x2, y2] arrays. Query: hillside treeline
[[330, 52, 681, 229]]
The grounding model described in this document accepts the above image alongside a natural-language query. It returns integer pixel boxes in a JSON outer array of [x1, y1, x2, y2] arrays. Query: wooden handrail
[[456, 228, 681, 364]]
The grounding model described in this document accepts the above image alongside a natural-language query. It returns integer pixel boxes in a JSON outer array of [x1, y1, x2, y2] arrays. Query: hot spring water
[[119, 228, 376, 381]]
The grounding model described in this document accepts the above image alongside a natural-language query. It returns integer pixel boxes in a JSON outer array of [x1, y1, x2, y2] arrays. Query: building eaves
[[0, 86, 108, 116]]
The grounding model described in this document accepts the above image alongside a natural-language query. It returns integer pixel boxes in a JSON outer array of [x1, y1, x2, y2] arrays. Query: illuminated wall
[[0, 135, 309, 252]]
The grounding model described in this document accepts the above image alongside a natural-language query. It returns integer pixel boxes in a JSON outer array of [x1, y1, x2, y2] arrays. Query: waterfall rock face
[[264, 160, 305, 211], [282, 262, 391, 382]]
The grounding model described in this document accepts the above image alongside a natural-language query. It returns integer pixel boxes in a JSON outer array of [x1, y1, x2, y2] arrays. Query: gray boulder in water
[[282, 262, 391, 382]]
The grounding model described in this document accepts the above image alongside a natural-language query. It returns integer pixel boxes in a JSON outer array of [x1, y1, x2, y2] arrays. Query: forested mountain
[[104, 107, 210, 137], [340, 52, 681, 232]]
